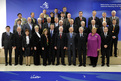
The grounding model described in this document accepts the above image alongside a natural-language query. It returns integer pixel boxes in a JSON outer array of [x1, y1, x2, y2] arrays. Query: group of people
[[2, 7, 119, 67]]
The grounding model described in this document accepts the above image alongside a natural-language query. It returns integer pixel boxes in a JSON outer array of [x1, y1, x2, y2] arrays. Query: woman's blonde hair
[[42, 28, 48, 35]]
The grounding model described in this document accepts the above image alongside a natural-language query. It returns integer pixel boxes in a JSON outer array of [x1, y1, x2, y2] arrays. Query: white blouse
[[26, 36, 29, 44]]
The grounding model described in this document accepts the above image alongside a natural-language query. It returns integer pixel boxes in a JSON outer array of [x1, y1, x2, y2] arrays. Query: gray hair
[[111, 10, 116, 14]]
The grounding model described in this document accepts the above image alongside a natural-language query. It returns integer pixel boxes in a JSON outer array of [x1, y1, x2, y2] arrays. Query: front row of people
[[2, 24, 112, 67]]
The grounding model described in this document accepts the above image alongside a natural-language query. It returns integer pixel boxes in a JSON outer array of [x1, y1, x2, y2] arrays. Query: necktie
[[93, 17, 95, 20], [51, 30, 53, 37], [33, 18, 35, 23], [70, 33, 72, 38], [113, 25, 115, 31], [60, 34, 62, 39], [80, 18, 82, 21], [104, 18, 105, 21], [42, 19, 44, 23]]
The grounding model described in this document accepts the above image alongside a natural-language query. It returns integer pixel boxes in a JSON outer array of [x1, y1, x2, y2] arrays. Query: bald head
[[69, 27, 74, 33]]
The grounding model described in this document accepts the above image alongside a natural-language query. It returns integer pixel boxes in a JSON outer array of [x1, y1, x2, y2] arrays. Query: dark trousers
[[43, 46, 51, 65], [90, 56, 98, 66], [102, 48, 110, 65], [49, 45, 55, 64], [68, 45, 76, 65], [15, 48, 23, 65], [34, 48, 40, 65], [110, 39, 118, 56], [57, 47, 65, 64], [4, 48, 12, 64], [78, 48, 86, 65]]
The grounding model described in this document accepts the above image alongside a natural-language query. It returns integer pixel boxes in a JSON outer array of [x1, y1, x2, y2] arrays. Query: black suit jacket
[[41, 34, 50, 48], [64, 12, 69, 18], [110, 25, 119, 39], [66, 24, 78, 33], [41, 18, 47, 24], [99, 27, 111, 35], [32, 32, 41, 48], [32, 24, 43, 35], [101, 32, 112, 49], [88, 16, 100, 26], [100, 17, 111, 27], [22, 36, 32, 48], [13, 32, 23, 48], [88, 25, 100, 34], [2, 32, 13, 49], [31, 18, 37, 25], [76, 33, 87, 50], [74, 17, 86, 27], [55, 33, 67, 49]]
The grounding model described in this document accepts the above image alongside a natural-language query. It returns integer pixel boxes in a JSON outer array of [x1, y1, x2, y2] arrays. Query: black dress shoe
[[93, 65, 96, 67], [115, 55, 117, 57], [26, 64, 28, 66], [62, 64, 66, 66], [5, 63, 8, 66], [101, 64, 105, 66], [52, 63, 55, 65], [9, 64, 12, 66], [43, 64, 47, 66], [56, 64, 59, 66], [78, 64, 82, 67], [83, 65, 86, 67], [68, 64, 71, 66], [107, 64, 110, 67], [89, 64, 92, 66], [14, 64, 18, 66], [73, 64, 76, 66]]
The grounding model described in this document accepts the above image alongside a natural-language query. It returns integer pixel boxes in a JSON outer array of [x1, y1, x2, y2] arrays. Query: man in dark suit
[[54, 26, 67, 66], [99, 21, 111, 35], [110, 10, 119, 26], [66, 19, 77, 33], [75, 11, 86, 27], [88, 10, 100, 26], [32, 18, 43, 35], [2, 26, 13, 66], [23, 17, 33, 36], [100, 12, 111, 27], [59, 12, 65, 21], [48, 24, 56, 65], [66, 27, 76, 66], [13, 27, 23, 66], [31, 12, 37, 25], [54, 8, 60, 17], [88, 20, 100, 34], [80, 21, 88, 34], [43, 17, 51, 29], [13, 19, 24, 34], [63, 13, 73, 28], [39, 13, 47, 24], [63, 7, 69, 18], [76, 27, 87, 67], [101, 27, 112, 67], [110, 19, 119, 57]]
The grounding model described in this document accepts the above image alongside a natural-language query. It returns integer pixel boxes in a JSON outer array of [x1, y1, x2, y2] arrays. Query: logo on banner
[[40, 2, 49, 9]]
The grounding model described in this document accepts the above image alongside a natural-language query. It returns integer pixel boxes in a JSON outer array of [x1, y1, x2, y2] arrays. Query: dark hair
[[112, 19, 116, 21], [54, 8, 58, 10], [61, 12, 64, 14], [25, 29, 29, 32], [30, 12, 34, 15], [17, 13, 22, 16], [6, 26, 10, 28], [79, 11, 83, 13], [63, 7, 67, 9], [17, 19, 21, 22], [50, 12, 54, 14]]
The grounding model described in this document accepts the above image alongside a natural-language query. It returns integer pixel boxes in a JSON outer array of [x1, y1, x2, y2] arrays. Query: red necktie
[[42, 19, 44, 23], [80, 18, 82, 21], [60, 34, 62, 39]]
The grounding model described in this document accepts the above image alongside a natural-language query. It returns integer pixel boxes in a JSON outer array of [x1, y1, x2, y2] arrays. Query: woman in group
[[22, 29, 32, 66], [32, 25, 41, 65], [41, 28, 50, 66], [87, 27, 101, 67]]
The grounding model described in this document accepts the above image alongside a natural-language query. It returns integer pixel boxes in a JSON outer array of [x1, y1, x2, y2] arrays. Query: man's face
[[28, 18, 32, 23], [61, 13, 65, 17], [103, 23, 107, 27], [79, 29, 83, 33], [69, 28, 73, 32], [54, 18, 58, 23], [6, 27, 10, 32], [67, 14, 71, 18], [63, 8, 67, 12], [41, 14, 44, 18], [17, 28, 21, 32], [112, 20, 116, 24], [43, 10, 46, 14], [104, 28, 108, 33], [92, 11, 96, 16], [79, 12, 83, 17], [70, 20, 73, 24], [59, 22, 63, 26], [17, 21, 21, 25], [112, 12, 116, 17], [38, 20, 41, 24], [54, 9, 58, 13], [59, 28, 63, 32], [50, 25, 54, 29], [81, 22, 85, 27], [31, 13, 34, 18], [47, 18, 51, 23], [18, 14, 22, 19], [102, 13, 106, 18]]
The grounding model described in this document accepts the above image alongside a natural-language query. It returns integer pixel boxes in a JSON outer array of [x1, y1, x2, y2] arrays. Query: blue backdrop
[[6, 0, 121, 40]]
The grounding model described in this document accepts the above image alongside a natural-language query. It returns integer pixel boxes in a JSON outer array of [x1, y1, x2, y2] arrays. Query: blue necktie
[[70, 33, 72, 38]]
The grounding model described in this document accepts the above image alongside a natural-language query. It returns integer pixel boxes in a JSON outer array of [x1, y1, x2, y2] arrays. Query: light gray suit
[[14, 18, 27, 26]]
